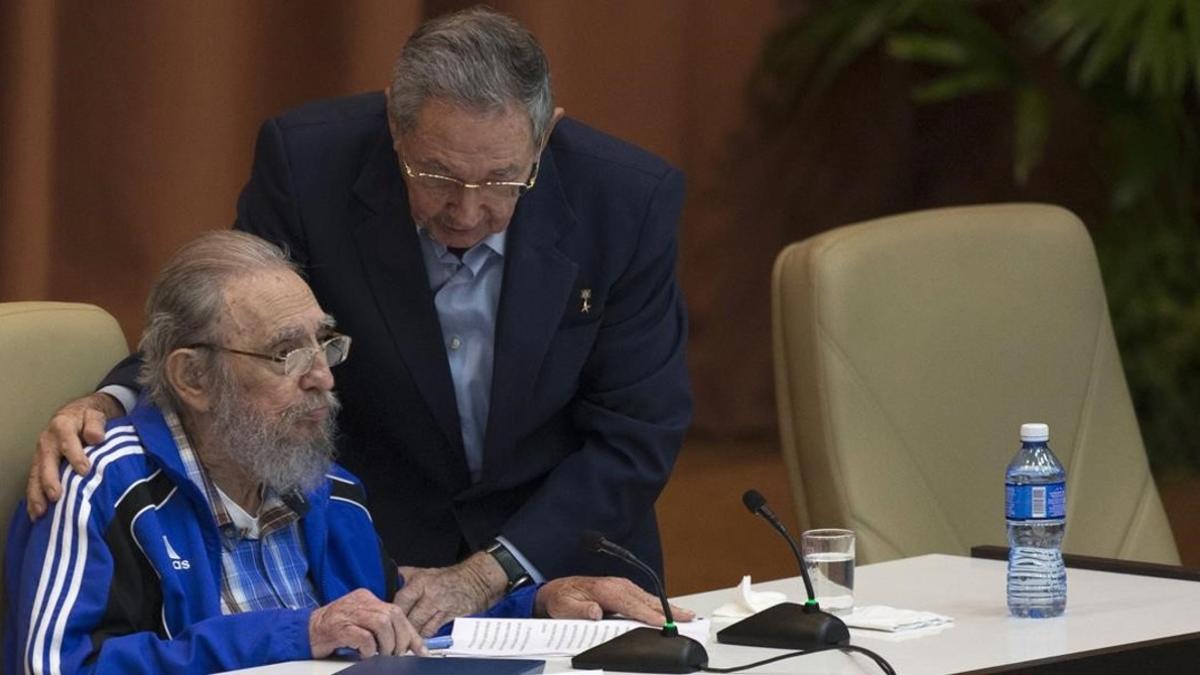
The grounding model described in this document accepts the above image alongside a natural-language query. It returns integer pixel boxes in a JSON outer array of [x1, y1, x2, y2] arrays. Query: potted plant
[[748, 0, 1200, 472]]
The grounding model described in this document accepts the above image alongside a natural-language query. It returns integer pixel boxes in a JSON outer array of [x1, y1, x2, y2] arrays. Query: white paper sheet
[[447, 617, 710, 658]]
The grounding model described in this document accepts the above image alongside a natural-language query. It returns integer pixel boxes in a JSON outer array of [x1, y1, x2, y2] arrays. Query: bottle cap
[[1020, 423, 1049, 442]]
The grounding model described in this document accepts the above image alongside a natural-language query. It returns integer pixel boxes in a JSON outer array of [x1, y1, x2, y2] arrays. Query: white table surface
[[222, 553, 1200, 674]]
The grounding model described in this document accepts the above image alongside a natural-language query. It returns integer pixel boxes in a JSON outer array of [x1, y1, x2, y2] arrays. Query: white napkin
[[711, 576, 789, 618], [843, 605, 954, 632]]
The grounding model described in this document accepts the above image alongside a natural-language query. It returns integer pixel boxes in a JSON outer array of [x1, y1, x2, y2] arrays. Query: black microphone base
[[571, 627, 708, 673], [717, 602, 850, 650]]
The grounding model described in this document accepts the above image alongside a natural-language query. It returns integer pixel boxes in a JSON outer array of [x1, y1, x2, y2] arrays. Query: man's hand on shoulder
[[26, 392, 123, 519], [392, 552, 507, 637], [310, 588, 426, 658], [535, 576, 696, 626]]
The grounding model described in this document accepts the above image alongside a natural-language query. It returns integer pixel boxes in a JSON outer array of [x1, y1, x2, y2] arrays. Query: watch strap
[[485, 540, 532, 593]]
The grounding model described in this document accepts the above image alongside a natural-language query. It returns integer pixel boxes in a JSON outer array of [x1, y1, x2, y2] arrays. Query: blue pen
[[331, 647, 361, 660], [331, 636, 451, 660]]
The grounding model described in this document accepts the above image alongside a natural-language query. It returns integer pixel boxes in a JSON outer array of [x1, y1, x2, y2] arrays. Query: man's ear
[[165, 349, 215, 413], [541, 107, 566, 149]]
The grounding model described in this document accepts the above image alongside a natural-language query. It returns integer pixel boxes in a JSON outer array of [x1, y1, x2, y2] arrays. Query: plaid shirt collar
[[164, 408, 302, 549]]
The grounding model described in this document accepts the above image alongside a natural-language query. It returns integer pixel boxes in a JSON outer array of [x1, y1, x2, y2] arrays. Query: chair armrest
[[970, 545, 1200, 581]]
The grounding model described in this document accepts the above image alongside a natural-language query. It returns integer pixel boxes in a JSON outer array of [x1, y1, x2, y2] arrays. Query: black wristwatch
[[485, 539, 533, 593]]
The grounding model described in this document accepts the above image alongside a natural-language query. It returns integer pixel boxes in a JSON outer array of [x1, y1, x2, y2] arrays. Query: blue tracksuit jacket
[[4, 402, 535, 674]]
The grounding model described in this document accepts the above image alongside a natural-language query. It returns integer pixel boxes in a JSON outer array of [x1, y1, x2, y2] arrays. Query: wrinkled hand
[[309, 588, 426, 658], [535, 576, 696, 626], [27, 392, 123, 519], [392, 552, 506, 637]]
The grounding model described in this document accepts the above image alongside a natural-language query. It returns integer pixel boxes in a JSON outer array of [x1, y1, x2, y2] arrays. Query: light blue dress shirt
[[415, 227, 542, 582], [415, 227, 504, 483]]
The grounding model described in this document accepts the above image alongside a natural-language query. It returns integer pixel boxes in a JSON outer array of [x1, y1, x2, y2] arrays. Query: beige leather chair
[[772, 203, 1180, 565], [0, 302, 129, 601]]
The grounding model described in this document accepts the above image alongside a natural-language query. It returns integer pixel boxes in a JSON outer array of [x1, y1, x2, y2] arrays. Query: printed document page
[[447, 617, 710, 657]]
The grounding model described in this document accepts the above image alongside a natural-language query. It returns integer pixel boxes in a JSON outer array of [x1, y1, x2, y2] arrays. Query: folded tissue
[[711, 576, 788, 619], [843, 605, 954, 632]]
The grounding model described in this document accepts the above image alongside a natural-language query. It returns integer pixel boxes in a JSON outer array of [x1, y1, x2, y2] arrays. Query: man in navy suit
[[27, 6, 690, 635]]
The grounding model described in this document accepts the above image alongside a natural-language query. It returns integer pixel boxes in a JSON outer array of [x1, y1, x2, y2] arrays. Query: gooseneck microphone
[[581, 531, 680, 633], [572, 531, 708, 673], [716, 490, 850, 650], [741, 489, 817, 602]]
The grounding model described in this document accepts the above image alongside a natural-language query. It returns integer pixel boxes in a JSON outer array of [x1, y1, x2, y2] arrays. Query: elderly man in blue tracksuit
[[4, 231, 684, 675]]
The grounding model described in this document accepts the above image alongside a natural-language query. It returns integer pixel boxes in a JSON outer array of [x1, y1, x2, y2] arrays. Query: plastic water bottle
[[1005, 422, 1066, 617]]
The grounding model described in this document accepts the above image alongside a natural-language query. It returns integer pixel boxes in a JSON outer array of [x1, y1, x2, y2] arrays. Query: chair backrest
[[772, 203, 1180, 565], [0, 302, 129, 597]]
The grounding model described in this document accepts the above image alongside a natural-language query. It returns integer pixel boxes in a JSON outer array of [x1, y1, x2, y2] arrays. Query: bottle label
[[1006, 481, 1065, 520]]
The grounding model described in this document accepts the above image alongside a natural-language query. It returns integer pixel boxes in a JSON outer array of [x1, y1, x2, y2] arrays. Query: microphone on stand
[[571, 531, 708, 673], [741, 489, 818, 601], [716, 489, 850, 650]]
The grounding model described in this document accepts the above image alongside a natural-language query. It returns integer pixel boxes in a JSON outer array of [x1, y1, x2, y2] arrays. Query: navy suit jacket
[[108, 92, 691, 582]]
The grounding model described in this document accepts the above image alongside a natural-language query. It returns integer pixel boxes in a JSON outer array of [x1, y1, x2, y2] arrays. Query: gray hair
[[389, 5, 554, 144], [137, 231, 298, 410]]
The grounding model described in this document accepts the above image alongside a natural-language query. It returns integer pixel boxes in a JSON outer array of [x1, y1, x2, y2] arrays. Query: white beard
[[210, 375, 341, 495]]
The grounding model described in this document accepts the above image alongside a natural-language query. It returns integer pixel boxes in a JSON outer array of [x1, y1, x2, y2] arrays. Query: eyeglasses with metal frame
[[400, 157, 540, 200], [186, 333, 352, 378]]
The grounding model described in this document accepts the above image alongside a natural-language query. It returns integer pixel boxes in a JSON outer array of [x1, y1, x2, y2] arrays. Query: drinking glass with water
[[801, 528, 855, 614]]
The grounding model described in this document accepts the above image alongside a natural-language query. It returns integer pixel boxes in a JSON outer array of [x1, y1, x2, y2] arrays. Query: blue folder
[[338, 655, 545, 674]]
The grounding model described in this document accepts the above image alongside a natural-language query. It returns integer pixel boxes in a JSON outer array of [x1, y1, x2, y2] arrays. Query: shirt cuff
[[98, 384, 137, 416], [495, 535, 545, 583]]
